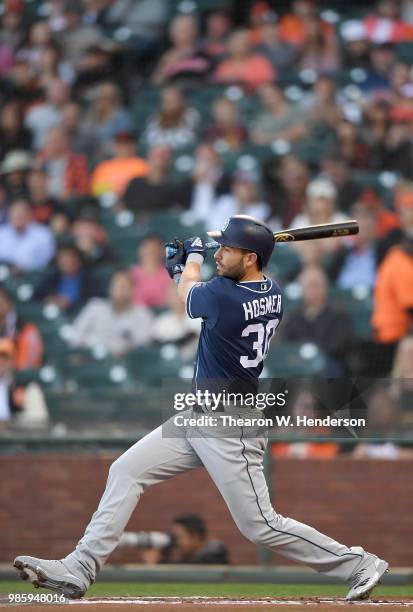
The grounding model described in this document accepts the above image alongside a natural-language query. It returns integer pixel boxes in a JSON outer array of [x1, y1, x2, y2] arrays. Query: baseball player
[[14, 215, 388, 601]]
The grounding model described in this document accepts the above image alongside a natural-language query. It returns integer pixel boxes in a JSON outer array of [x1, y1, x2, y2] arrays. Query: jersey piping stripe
[[239, 427, 363, 563], [186, 284, 198, 319], [235, 279, 273, 294]]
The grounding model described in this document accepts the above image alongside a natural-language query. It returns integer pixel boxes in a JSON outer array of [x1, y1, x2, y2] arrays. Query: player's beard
[[216, 260, 246, 282]]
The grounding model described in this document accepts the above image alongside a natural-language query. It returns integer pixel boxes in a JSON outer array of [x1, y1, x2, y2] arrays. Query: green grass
[[1, 581, 412, 598]]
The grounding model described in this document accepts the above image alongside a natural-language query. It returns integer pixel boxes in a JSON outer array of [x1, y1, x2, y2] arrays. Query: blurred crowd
[[0, 0, 413, 440]]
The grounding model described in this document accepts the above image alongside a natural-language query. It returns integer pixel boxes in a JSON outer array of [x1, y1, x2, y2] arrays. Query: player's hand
[[183, 236, 206, 261], [165, 238, 185, 279]]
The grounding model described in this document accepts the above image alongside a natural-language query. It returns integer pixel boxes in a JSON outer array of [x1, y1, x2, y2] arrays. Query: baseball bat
[[165, 220, 359, 259]]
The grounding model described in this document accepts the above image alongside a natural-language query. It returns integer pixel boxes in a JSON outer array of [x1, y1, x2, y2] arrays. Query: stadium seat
[[264, 342, 327, 377]]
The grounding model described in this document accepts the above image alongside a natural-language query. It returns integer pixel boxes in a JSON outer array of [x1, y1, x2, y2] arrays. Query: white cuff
[[187, 253, 204, 265]]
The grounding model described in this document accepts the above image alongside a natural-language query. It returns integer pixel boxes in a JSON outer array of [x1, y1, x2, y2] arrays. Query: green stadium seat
[[264, 342, 327, 377], [125, 346, 185, 385]]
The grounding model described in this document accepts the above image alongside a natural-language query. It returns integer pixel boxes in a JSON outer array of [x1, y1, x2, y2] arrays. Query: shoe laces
[[350, 568, 370, 588]]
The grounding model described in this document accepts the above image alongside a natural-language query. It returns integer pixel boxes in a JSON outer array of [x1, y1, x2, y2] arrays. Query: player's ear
[[244, 251, 258, 269]]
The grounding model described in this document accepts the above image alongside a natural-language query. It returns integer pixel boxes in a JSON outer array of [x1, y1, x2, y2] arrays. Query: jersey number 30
[[240, 320, 280, 368]]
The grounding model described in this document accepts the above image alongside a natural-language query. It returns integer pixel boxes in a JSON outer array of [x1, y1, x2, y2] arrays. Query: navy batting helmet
[[207, 215, 274, 267]]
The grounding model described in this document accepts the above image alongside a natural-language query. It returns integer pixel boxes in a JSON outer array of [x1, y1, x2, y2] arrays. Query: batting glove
[[183, 236, 206, 261], [165, 238, 185, 280]]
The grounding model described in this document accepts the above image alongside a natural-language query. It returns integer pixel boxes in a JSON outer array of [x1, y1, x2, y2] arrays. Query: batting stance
[[14, 215, 388, 601]]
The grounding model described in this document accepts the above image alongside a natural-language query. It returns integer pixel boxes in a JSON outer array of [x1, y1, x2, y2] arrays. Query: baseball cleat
[[346, 555, 389, 601], [13, 556, 87, 600]]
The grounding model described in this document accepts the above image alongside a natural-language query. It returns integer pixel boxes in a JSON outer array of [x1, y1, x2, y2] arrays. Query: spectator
[[200, 170, 274, 232], [0, 100, 32, 161], [34, 244, 100, 311], [251, 84, 307, 145], [152, 285, 201, 360], [130, 234, 172, 308], [369, 106, 413, 177], [361, 42, 395, 95], [252, 8, 297, 74], [327, 203, 378, 290], [179, 143, 231, 215], [281, 266, 353, 375], [0, 199, 55, 272], [121, 146, 173, 213], [378, 188, 413, 261], [263, 153, 310, 226], [59, 0, 112, 70], [340, 20, 371, 71], [83, 82, 133, 148], [36, 41, 75, 88], [68, 270, 153, 356], [25, 78, 70, 149], [278, 0, 334, 48], [320, 154, 362, 214], [204, 96, 247, 151], [39, 126, 89, 201], [91, 131, 149, 198], [0, 338, 20, 426], [355, 189, 399, 242], [334, 118, 370, 170], [201, 8, 232, 59], [363, 0, 413, 43], [290, 179, 347, 257], [0, 0, 26, 52], [213, 29, 275, 93], [16, 20, 53, 73], [0, 150, 30, 203], [301, 75, 341, 135], [390, 335, 413, 425], [0, 287, 43, 370], [298, 15, 339, 73], [27, 164, 58, 225], [142, 86, 200, 151], [105, 0, 168, 60], [371, 236, 413, 374], [151, 14, 210, 86], [61, 100, 100, 166], [71, 207, 113, 266]]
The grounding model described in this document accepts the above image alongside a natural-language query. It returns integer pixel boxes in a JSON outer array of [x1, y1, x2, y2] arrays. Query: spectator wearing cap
[[39, 125, 89, 201], [151, 14, 210, 87], [213, 29, 275, 93], [204, 170, 275, 232], [372, 235, 413, 374], [83, 82, 133, 147], [281, 265, 354, 376], [340, 20, 371, 71], [25, 78, 70, 149], [91, 131, 149, 198], [251, 6, 297, 73], [34, 244, 101, 311], [142, 86, 200, 152], [290, 178, 348, 259], [327, 203, 378, 290], [71, 207, 114, 266], [0, 287, 43, 370], [204, 97, 248, 152], [251, 84, 307, 145], [68, 270, 153, 357], [0, 199, 55, 272], [0, 150, 31, 203], [130, 234, 172, 308], [0, 101, 32, 161]]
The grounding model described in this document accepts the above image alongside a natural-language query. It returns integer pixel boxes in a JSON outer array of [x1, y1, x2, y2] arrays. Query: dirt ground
[[1, 596, 413, 611]]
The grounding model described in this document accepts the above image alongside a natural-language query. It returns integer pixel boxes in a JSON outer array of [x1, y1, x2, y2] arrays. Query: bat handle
[[165, 241, 219, 259]]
